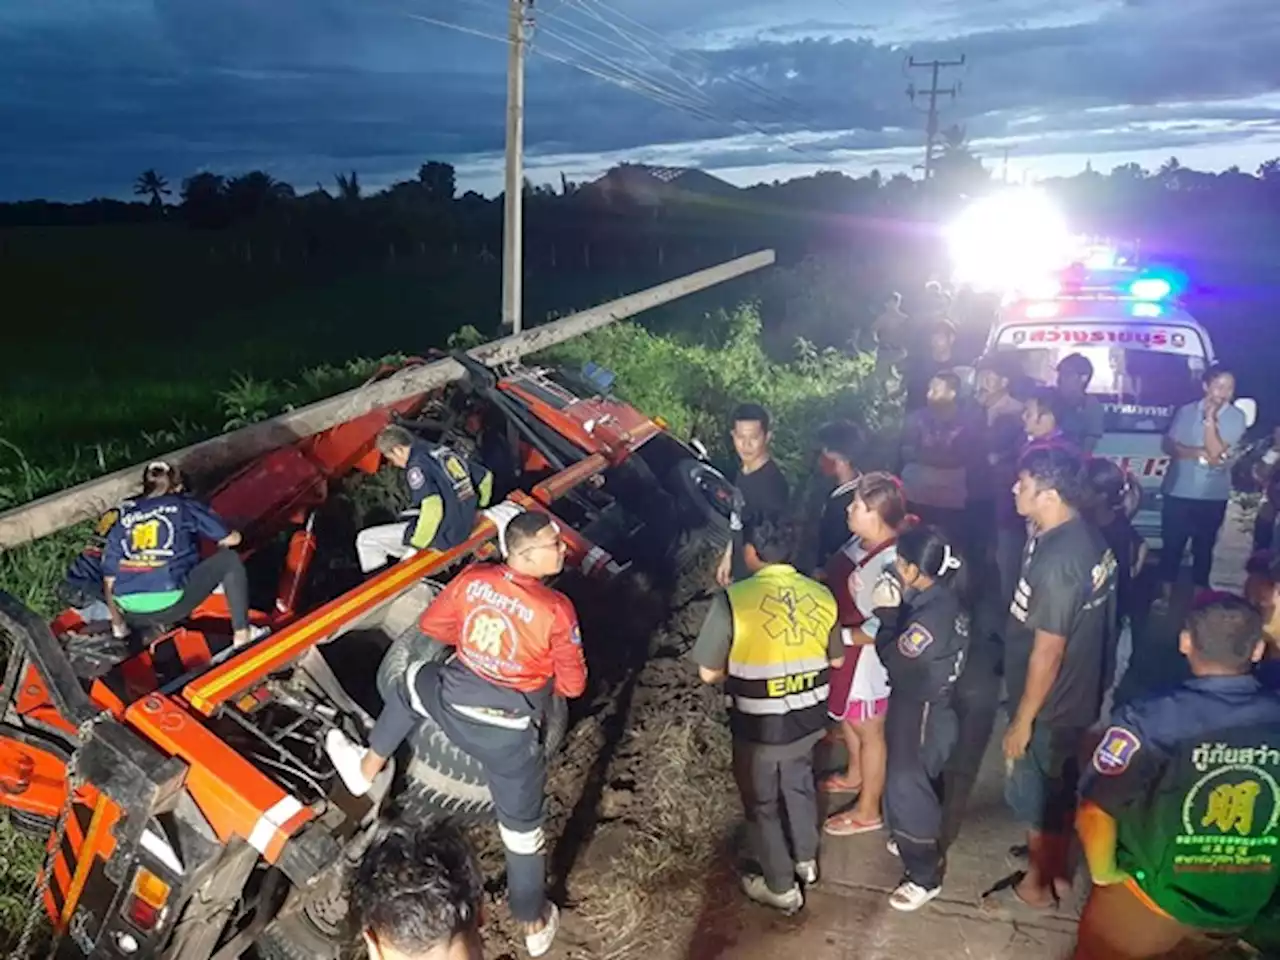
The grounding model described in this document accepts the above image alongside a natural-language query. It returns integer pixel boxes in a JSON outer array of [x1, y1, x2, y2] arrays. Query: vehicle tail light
[[123, 866, 171, 932], [652, 415, 669, 429]]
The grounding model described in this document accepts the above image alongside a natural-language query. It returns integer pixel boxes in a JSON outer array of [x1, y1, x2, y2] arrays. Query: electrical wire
[[404, 6, 841, 168]]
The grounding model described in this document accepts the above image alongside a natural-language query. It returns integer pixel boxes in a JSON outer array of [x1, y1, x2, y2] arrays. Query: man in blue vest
[[356, 425, 495, 574]]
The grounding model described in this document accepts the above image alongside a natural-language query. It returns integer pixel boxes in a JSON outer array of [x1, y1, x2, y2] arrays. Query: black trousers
[[1157, 495, 1228, 588], [370, 662, 549, 923], [732, 738, 820, 895], [120, 548, 250, 631], [884, 697, 956, 889]]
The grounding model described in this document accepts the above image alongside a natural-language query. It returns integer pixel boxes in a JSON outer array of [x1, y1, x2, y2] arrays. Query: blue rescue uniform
[[400, 441, 493, 552], [102, 495, 231, 613], [878, 582, 969, 890], [1081, 675, 1280, 931]]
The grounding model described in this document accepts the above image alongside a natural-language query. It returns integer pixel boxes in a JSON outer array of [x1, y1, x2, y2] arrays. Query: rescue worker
[[352, 819, 485, 960], [877, 524, 970, 911], [1075, 595, 1280, 959], [101, 461, 265, 648], [691, 515, 842, 914], [356, 425, 494, 574], [55, 501, 134, 621], [327, 508, 583, 958], [994, 446, 1117, 913]]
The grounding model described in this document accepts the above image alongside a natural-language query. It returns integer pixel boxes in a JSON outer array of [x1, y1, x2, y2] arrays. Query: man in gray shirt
[[1156, 365, 1247, 604]]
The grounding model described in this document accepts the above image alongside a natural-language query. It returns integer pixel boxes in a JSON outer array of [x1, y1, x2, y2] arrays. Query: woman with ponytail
[[821, 472, 915, 837], [876, 523, 971, 912]]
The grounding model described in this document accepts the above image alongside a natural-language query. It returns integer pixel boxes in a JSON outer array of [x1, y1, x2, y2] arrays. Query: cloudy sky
[[4, 0, 1280, 201]]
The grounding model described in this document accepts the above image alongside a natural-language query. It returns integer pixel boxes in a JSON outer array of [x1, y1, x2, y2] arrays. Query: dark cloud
[[2, 0, 1280, 200]]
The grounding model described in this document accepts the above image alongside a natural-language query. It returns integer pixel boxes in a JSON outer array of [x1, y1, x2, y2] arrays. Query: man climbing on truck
[[327, 507, 585, 957], [356, 425, 496, 574]]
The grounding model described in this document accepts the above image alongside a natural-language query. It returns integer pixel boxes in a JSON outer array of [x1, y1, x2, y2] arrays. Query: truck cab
[[983, 259, 1256, 545]]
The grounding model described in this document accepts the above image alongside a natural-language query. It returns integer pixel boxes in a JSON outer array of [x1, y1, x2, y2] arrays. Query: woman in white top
[[821, 473, 915, 836]]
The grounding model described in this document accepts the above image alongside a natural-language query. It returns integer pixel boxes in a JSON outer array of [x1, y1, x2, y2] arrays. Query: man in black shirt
[[996, 446, 1118, 912], [717, 403, 791, 586], [904, 320, 957, 413]]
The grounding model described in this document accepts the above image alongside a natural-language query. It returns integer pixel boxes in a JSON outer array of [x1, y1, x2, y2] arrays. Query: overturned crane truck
[[0, 251, 773, 960]]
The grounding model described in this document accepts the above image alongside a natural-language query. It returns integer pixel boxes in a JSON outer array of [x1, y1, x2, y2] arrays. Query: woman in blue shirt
[[102, 461, 262, 648]]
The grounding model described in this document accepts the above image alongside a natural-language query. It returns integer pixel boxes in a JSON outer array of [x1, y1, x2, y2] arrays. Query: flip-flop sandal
[[1005, 843, 1029, 869], [819, 773, 863, 794], [823, 812, 883, 836], [980, 871, 1059, 916]]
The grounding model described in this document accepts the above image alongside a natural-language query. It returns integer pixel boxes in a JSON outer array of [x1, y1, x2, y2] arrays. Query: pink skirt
[[827, 651, 889, 724]]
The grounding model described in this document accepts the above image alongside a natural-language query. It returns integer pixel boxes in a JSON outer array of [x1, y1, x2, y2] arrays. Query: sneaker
[[740, 875, 803, 915], [887, 838, 899, 857], [324, 728, 373, 797], [525, 902, 559, 958], [795, 860, 819, 886], [889, 880, 942, 912], [234, 624, 272, 648]]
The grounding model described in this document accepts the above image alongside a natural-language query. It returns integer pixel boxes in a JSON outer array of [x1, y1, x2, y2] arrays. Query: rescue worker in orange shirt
[[327, 508, 585, 958]]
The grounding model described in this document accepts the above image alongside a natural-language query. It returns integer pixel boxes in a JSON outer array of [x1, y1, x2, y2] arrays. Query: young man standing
[[355, 425, 495, 574], [811, 419, 864, 572], [328, 509, 583, 957], [1156, 366, 1247, 606], [693, 517, 842, 914], [899, 371, 971, 539], [353, 819, 486, 960], [1055, 353, 1104, 455], [1075, 595, 1280, 959], [717, 403, 791, 586], [995, 447, 1118, 912]]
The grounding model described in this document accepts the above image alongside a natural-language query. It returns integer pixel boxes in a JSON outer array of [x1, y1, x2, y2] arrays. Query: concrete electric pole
[[906, 55, 965, 181], [502, 0, 534, 332]]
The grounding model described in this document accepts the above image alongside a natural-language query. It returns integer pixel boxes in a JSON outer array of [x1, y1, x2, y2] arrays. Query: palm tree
[[335, 171, 362, 201], [134, 169, 171, 209]]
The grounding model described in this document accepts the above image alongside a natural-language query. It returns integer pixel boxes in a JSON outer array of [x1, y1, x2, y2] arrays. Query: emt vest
[[724, 564, 838, 746], [400, 441, 482, 551]]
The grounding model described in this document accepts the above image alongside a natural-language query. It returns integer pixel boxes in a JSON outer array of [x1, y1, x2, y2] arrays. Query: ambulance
[[981, 254, 1257, 545]]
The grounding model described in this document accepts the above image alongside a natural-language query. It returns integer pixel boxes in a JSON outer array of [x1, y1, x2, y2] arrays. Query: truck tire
[[376, 623, 569, 825]]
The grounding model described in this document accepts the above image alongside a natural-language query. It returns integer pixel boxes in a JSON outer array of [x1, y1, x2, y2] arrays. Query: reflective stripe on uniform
[[499, 823, 546, 855], [726, 657, 830, 680], [727, 686, 829, 715]]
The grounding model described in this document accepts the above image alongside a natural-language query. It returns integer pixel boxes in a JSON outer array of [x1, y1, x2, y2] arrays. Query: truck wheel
[[395, 694, 569, 826], [667, 457, 733, 567], [377, 623, 569, 824]]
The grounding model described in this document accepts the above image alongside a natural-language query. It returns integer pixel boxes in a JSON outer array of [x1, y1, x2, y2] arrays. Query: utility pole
[[502, 0, 534, 332], [906, 55, 965, 181]]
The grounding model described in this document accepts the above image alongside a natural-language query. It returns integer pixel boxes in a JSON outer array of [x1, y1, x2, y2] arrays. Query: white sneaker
[[795, 860, 819, 886], [324, 729, 373, 797], [889, 880, 941, 912], [525, 902, 559, 958], [234, 624, 272, 648], [740, 875, 803, 915], [887, 839, 899, 857]]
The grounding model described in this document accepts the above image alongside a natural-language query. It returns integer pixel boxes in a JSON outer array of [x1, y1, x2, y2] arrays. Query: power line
[[906, 55, 965, 181]]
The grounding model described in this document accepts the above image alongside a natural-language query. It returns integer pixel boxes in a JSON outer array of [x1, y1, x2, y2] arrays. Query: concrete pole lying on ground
[[0, 249, 775, 549]]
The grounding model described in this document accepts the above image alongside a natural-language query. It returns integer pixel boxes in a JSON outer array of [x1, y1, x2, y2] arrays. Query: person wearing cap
[[356, 425, 495, 574], [326, 508, 585, 958], [101, 461, 265, 648]]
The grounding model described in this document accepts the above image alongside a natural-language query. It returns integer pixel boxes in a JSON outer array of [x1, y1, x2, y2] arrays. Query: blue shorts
[[1004, 723, 1085, 834]]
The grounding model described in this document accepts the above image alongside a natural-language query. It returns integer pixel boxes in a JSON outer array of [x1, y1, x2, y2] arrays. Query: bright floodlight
[[946, 188, 1074, 294]]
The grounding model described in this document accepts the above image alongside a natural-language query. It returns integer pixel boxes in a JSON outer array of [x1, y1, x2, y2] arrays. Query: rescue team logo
[[1175, 757, 1280, 875], [759, 588, 825, 646], [461, 607, 521, 675], [897, 623, 934, 659], [1093, 726, 1142, 775], [570, 623, 582, 646], [407, 466, 425, 490], [1006, 326, 1187, 350], [443, 455, 469, 481], [120, 506, 178, 560]]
